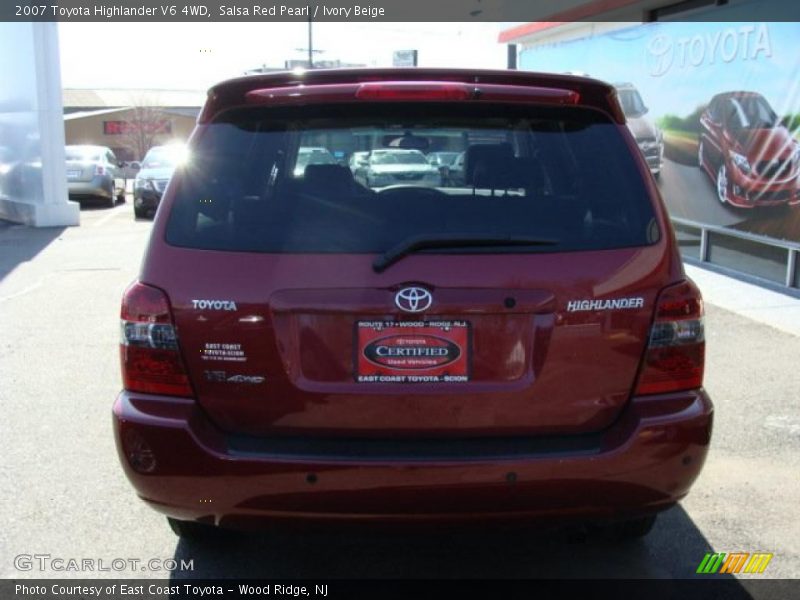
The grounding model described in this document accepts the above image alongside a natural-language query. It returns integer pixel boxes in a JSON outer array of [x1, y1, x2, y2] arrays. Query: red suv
[[699, 91, 800, 208], [114, 69, 712, 540]]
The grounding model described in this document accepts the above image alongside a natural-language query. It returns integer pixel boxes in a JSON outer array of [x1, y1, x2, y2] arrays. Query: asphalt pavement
[[0, 203, 798, 583], [658, 158, 743, 227]]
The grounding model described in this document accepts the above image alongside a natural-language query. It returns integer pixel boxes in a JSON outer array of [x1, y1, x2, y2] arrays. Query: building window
[[648, 0, 728, 21], [103, 120, 173, 135]]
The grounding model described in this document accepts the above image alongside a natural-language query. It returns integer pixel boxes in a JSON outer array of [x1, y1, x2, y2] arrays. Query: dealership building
[[63, 89, 204, 161]]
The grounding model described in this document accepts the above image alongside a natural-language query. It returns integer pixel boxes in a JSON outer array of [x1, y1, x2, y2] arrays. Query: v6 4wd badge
[[204, 370, 265, 384]]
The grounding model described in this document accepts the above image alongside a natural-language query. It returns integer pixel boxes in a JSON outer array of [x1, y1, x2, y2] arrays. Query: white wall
[[0, 22, 79, 226]]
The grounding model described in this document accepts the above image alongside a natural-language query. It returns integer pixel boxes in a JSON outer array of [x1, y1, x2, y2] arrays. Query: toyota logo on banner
[[394, 287, 433, 313]]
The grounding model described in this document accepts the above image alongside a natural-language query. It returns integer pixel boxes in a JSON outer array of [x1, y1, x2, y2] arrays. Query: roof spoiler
[[197, 68, 624, 125]]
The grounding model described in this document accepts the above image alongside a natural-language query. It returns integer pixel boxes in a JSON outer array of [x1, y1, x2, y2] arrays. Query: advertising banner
[[519, 21, 800, 243]]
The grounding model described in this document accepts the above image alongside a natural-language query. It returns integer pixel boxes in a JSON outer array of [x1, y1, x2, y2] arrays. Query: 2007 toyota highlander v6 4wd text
[[113, 69, 713, 540]]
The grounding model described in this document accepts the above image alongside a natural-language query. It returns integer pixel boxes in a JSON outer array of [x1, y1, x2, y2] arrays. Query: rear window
[[616, 88, 647, 119], [142, 146, 185, 169], [165, 104, 659, 254], [294, 147, 336, 175], [371, 150, 427, 165], [65, 147, 101, 162]]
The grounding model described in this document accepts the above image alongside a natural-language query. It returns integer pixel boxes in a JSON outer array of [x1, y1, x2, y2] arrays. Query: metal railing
[[671, 216, 800, 292]]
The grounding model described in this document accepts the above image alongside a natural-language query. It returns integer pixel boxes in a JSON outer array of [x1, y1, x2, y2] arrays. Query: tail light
[[95, 165, 105, 176], [120, 281, 193, 397], [635, 280, 705, 395], [245, 82, 579, 108]]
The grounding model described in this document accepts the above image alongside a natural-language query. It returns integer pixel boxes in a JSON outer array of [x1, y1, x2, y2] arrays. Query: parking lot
[[0, 202, 798, 582]]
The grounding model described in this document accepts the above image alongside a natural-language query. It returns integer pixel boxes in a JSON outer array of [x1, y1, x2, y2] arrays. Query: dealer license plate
[[355, 320, 470, 383]]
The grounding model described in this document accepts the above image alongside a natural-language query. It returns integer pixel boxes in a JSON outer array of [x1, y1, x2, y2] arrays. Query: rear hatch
[[143, 95, 670, 439]]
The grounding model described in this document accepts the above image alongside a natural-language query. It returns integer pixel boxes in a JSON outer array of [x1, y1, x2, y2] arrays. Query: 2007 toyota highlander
[[113, 68, 712, 540]]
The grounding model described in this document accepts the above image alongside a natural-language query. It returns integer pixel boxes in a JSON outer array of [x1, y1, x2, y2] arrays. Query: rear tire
[[134, 206, 147, 219], [168, 517, 223, 541], [607, 514, 657, 541]]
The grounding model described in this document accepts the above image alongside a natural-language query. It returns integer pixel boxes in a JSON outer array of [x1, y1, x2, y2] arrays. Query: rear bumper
[[68, 178, 111, 198], [112, 389, 713, 528]]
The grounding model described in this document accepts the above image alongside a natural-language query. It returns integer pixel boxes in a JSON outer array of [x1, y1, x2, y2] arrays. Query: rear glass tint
[[142, 147, 181, 169], [65, 147, 101, 161], [165, 104, 659, 254]]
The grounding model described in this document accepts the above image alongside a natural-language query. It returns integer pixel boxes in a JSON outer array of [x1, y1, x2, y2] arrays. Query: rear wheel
[[105, 184, 116, 208], [134, 205, 147, 219]]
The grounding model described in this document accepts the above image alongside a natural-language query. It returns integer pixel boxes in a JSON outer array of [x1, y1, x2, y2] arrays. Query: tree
[[121, 94, 171, 160]]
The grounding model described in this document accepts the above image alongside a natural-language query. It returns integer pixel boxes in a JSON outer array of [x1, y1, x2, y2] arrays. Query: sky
[[58, 22, 510, 90]]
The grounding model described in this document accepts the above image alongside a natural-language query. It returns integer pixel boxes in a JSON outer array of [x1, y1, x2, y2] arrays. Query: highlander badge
[[566, 297, 645, 312]]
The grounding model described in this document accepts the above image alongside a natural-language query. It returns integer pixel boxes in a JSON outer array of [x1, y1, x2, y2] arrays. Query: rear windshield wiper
[[373, 233, 559, 273]]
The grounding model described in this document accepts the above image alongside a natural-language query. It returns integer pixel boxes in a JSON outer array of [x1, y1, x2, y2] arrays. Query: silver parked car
[[293, 146, 337, 177], [348, 151, 370, 173], [353, 149, 441, 188], [426, 151, 461, 168], [65, 145, 126, 207]]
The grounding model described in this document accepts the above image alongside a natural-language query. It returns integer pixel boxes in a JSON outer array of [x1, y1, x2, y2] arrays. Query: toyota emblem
[[394, 287, 433, 313]]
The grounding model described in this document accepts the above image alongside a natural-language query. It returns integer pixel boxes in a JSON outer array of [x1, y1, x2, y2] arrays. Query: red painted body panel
[[143, 247, 673, 437], [699, 92, 800, 207]]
